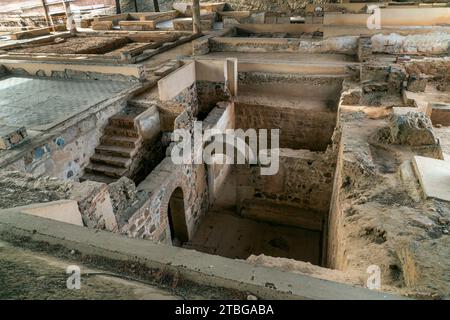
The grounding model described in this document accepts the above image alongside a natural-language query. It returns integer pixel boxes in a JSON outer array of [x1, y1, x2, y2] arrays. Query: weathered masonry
[[0, 1, 449, 300]]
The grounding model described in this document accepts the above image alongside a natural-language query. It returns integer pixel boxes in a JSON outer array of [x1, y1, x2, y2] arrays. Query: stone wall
[[121, 99, 233, 243], [371, 33, 450, 55], [196, 80, 231, 119], [169, 79, 230, 120], [176, 0, 324, 15], [235, 73, 340, 151], [129, 135, 166, 185], [203, 102, 235, 205], [237, 147, 337, 215], [239, 72, 344, 99], [235, 103, 336, 151], [119, 0, 173, 13], [173, 82, 198, 117]]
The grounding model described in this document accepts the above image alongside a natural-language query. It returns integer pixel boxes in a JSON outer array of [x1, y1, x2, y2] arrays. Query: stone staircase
[[81, 106, 146, 184]]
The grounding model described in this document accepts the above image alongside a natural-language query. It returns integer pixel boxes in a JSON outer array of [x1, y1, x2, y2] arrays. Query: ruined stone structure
[[0, 1, 449, 301]]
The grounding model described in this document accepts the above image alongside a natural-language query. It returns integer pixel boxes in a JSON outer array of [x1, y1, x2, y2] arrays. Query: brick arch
[[158, 180, 190, 244]]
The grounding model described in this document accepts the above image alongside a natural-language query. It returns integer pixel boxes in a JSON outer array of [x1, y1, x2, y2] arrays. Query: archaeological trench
[[0, 1, 449, 300]]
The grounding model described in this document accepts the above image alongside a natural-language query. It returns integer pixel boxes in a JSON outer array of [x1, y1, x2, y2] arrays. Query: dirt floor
[[0, 240, 181, 300], [0, 240, 243, 300], [188, 211, 321, 264], [10, 36, 130, 54]]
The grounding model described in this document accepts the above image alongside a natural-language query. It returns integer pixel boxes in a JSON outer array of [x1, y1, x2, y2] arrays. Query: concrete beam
[[158, 61, 195, 101], [0, 210, 406, 300], [9, 27, 51, 40], [12, 200, 83, 226], [412, 156, 450, 202]]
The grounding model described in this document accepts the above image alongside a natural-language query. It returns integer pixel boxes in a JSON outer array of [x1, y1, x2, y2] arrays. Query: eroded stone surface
[[389, 112, 438, 146]]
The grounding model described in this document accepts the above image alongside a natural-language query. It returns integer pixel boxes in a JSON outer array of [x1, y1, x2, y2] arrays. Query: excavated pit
[[187, 73, 343, 266]]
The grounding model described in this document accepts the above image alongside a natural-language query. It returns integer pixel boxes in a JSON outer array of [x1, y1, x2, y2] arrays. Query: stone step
[[95, 144, 137, 158], [104, 126, 139, 138], [100, 135, 141, 148], [90, 153, 132, 168], [154, 64, 178, 77], [108, 116, 136, 129], [79, 172, 117, 184], [85, 163, 128, 178]]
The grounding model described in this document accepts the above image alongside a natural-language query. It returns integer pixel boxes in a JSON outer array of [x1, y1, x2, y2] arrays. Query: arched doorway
[[168, 187, 189, 246]]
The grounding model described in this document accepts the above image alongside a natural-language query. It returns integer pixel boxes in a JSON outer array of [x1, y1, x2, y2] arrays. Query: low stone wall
[[3, 62, 145, 83], [210, 36, 358, 55], [209, 31, 450, 56], [371, 32, 450, 55], [1, 90, 135, 180], [119, 0, 173, 13], [403, 57, 450, 87]]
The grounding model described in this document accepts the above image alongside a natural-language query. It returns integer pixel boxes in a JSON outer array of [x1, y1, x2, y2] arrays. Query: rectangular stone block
[[430, 103, 450, 126], [9, 27, 50, 40], [412, 155, 450, 202], [92, 21, 113, 31], [16, 200, 83, 226], [0, 125, 27, 150], [80, 18, 93, 28], [119, 21, 156, 31], [407, 74, 428, 92]]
